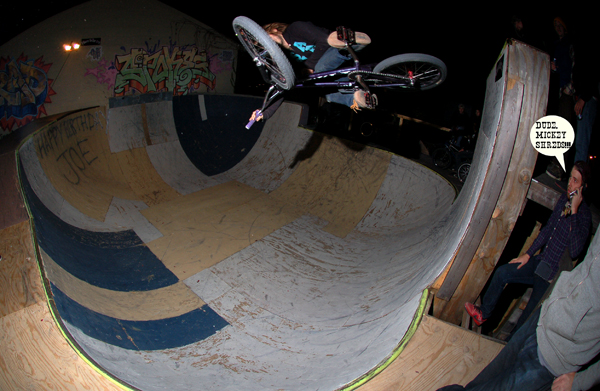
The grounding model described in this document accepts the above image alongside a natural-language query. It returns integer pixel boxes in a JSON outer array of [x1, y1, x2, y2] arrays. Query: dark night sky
[[1, 3, 594, 116]]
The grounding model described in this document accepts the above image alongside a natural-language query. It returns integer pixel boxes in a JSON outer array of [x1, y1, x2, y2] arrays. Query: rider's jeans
[[316, 46, 366, 108], [314, 47, 350, 73]]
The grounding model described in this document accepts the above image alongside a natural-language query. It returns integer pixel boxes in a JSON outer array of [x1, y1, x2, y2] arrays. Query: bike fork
[[245, 84, 284, 129]]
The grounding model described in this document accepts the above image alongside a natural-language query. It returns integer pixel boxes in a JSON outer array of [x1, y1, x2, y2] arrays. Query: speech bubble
[[530, 115, 574, 172]]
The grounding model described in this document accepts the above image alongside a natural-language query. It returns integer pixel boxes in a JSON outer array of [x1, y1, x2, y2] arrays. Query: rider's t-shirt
[[282, 21, 331, 70], [259, 21, 331, 121]]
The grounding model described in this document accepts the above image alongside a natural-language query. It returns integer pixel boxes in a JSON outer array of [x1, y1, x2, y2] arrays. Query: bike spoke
[[233, 17, 296, 90], [237, 27, 290, 86], [376, 60, 444, 88]]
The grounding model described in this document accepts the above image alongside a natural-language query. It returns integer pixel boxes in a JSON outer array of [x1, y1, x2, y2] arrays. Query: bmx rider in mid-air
[[249, 20, 373, 123]]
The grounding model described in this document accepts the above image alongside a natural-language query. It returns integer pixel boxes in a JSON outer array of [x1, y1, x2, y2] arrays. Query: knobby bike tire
[[232, 16, 295, 90], [372, 53, 447, 90]]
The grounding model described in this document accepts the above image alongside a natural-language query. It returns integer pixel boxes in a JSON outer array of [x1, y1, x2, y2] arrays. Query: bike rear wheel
[[232, 16, 295, 90], [372, 53, 446, 90]]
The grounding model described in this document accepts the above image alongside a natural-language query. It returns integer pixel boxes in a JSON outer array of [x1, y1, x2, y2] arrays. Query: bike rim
[[235, 26, 290, 87], [382, 61, 443, 88]]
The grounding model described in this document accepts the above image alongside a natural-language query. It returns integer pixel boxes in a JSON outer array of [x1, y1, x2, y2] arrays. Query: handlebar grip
[[246, 110, 262, 129]]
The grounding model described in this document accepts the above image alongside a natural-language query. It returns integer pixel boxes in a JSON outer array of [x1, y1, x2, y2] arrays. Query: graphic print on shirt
[[292, 42, 315, 62]]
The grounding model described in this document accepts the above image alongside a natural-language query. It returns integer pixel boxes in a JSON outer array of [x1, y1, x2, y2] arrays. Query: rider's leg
[[314, 47, 350, 73], [324, 90, 354, 107], [314, 41, 370, 74], [325, 90, 376, 111]]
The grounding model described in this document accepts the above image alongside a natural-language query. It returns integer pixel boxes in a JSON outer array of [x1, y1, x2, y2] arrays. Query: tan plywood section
[[0, 222, 125, 391], [0, 301, 124, 391], [41, 248, 205, 321], [0, 221, 44, 317], [270, 137, 391, 238], [143, 181, 303, 280], [33, 108, 137, 222], [114, 147, 180, 206], [358, 315, 504, 391]]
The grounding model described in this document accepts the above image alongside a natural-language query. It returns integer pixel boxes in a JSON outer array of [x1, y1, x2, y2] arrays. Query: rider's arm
[[251, 96, 284, 122]]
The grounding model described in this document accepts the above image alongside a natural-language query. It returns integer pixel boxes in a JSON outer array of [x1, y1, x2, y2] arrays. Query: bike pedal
[[336, 26, 356, 45], [367, 93, 378, 109]]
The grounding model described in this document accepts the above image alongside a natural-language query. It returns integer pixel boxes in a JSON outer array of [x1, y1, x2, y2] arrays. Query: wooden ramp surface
[[0, 222, 502, 391], [0, 40, 534, 389]]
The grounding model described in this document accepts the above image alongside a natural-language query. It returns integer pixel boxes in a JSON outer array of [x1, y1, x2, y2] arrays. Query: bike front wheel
[[233, 16, 295, 90], [372, 53, 447, 90]]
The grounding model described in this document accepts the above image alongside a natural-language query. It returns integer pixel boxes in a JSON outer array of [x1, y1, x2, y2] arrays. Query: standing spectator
[[546, 17, 576, 180], [572, 48, 598, 164]]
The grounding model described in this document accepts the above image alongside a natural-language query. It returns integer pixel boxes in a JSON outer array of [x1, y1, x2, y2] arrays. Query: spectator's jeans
[[574, 96, 598, 163], [437, 308, 555, 391], [479, 255, 550, 333]]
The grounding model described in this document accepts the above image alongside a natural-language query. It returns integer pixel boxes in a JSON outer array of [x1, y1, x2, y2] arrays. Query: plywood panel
[[115, 147, 180, 206], [358, 316, 504, 391], [270, 136, 391, 238], [0, 152, 28, 230], [0, 301, 125, 391], [144, 181, 303, 280], [33, 108, 137, 222], [0, 221, 43, 318]]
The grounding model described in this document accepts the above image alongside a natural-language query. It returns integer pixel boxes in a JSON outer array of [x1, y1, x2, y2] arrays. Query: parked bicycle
[[431, 137, 473, 183], [232, 16, 447, 128]]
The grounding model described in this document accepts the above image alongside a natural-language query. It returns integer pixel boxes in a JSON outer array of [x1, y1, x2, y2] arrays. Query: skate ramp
[[17, 53, 514, 390]]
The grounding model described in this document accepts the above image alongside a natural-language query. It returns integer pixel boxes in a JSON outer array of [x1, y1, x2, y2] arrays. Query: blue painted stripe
[[20, 163, 179, 291], [173, 94, 264, 176], [51, 283, 229, 350]]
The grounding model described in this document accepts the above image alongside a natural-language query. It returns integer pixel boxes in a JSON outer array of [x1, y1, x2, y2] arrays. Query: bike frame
[[247, 45, 400, 129], [295, 45, 410, 90]]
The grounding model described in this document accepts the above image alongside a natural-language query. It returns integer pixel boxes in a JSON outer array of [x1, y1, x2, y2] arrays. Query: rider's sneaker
[[465, 302, 487, 326], [327, 31, 371, 48], [350, 90, 377, 112]]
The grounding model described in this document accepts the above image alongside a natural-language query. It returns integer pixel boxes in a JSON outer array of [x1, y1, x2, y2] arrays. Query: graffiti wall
[[0, 55, 56, 132], [0, 1, 238, 136], [112, 46, 219, 96]]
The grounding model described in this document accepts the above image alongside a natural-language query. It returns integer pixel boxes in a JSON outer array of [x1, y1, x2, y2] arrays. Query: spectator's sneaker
[[328, 31, 371, 48], [350, 90, 377, 112], [465, 302, 487, 326]]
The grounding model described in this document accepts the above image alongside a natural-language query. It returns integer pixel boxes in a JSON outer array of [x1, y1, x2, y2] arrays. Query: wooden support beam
[[393, 114, 451, 132], [434, 40, 550, 324]]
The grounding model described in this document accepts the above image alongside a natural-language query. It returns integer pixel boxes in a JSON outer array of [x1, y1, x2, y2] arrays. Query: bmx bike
[[431, 137, 472, 183], [232, 16, 447, 129]]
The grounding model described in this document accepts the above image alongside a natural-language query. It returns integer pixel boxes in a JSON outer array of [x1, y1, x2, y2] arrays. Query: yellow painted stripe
[[41, 248, 205, 321]]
